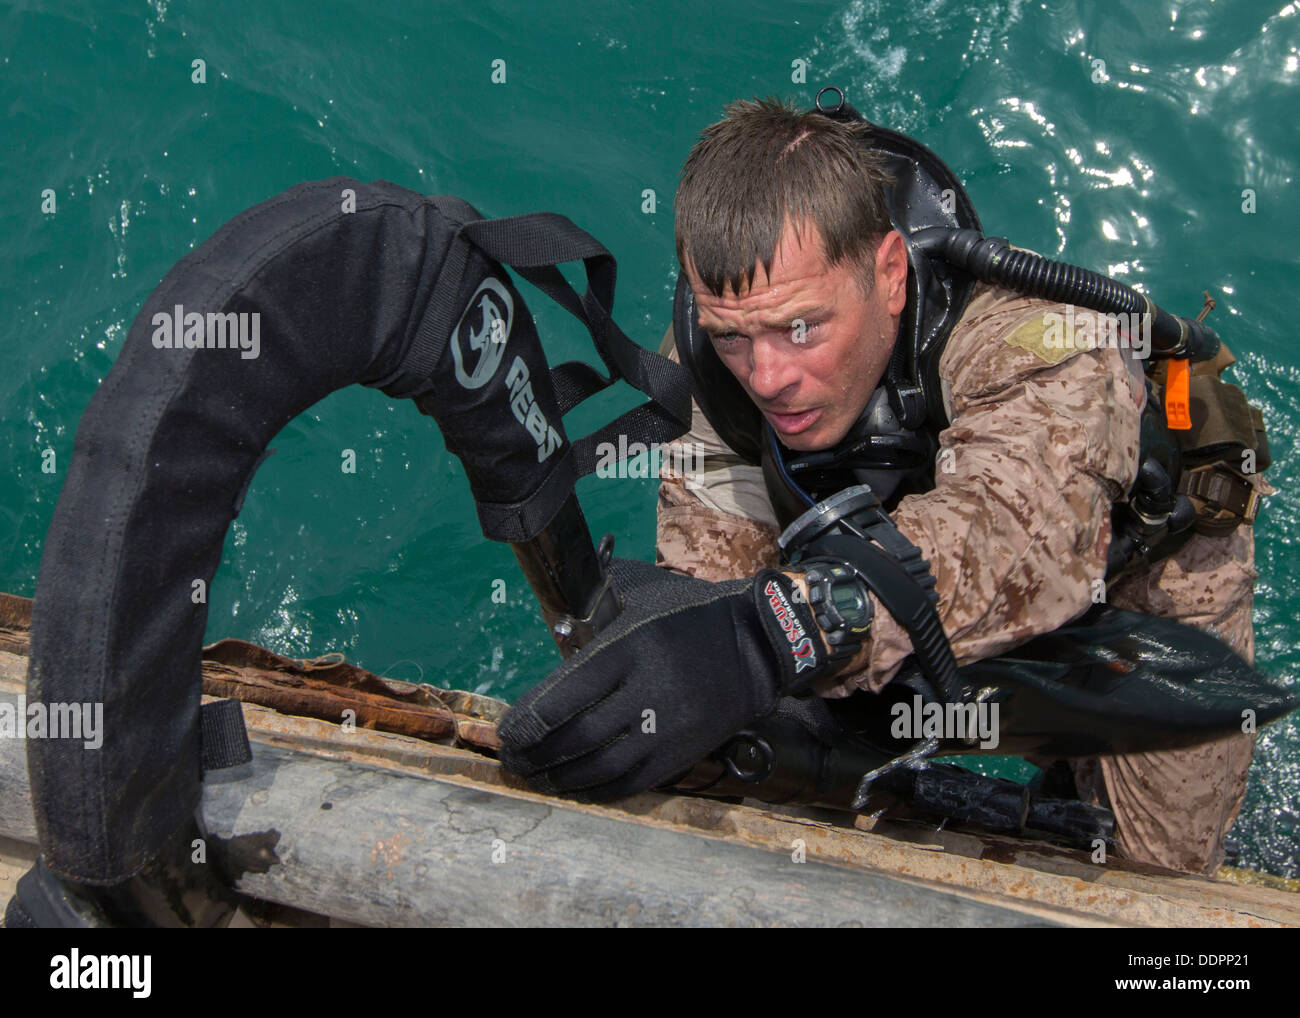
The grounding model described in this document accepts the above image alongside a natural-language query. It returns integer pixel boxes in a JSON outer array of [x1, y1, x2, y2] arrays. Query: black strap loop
[[393, 195, 486, 392], [410, 203, 695, 478], [200, 698, 252, 772]]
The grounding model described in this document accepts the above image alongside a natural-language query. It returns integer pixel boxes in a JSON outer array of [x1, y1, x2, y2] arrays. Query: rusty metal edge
[[1, 647, 1295, 928]]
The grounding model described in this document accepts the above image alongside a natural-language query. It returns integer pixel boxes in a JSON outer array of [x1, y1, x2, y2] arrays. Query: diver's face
[[687, 222, 908, 452]]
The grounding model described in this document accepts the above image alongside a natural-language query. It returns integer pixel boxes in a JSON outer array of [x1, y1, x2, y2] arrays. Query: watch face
[[831, 585, 860, 614], [831, 581, 869, 623]]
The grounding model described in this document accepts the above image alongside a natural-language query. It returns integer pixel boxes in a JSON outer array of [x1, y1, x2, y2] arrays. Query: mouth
[[763, 407, 822, 436]]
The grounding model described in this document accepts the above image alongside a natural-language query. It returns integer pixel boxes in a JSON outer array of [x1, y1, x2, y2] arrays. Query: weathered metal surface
[[202, 659, 458, 743], [200, 638, 506, 749], [229, 695, 1300, 926], [0, 670, 1061, 926], [3, 620, 1299, 926], [0, 593, 30, 657], [0, 700, 36, 843], [200, 740, 1063, 927], [1, 592, 504, 750]]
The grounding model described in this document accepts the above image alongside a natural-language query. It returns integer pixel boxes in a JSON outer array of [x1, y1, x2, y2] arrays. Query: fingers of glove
[[499, 675, 649, 778], [501, 576, 754, 743], [498, 577, 784, 797], [495, 648, 628, 763], [518, 692, 763, 802], [515, 725, 656, 799], [537, 748, 668, 803]]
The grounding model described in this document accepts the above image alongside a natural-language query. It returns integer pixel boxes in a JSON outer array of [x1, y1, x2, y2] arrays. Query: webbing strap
[[456, 212, 694, 477], [199, 698, 252, 772], [399, 195, 485, 390], [404, 200, 695, 478]]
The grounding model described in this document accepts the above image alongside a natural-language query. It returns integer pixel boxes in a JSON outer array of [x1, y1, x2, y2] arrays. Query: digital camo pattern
[[655, 285, 1272, 874], [1077, 524, 1262, 874]]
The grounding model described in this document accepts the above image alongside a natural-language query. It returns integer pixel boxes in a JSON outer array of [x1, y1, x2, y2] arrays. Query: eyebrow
[[699, 305, 832, 334]]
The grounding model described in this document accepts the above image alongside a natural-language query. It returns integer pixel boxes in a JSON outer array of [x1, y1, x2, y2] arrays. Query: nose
[[748, 337, 799, 403]]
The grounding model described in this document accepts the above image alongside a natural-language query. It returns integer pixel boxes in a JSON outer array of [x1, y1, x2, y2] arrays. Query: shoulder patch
[[1001, 314, 1080, 365]]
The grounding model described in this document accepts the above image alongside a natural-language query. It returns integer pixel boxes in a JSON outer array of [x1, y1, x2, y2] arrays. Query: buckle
[[1244, 486, 1262, 525]]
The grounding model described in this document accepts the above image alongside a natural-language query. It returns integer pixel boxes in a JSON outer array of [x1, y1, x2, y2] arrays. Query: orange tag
[[1165, 358, 1192, 430]]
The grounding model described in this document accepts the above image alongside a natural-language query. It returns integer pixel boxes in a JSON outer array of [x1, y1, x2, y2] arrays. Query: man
[[500, 98, 1270, 876]]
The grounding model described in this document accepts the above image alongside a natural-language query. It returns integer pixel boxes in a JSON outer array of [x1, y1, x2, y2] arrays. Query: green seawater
[[2, 0, 1298, 875]]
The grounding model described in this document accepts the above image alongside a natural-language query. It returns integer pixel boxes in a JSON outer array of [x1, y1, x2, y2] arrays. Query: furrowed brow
[[758, 305, 831, 330], [699, 305, 831, 334], [697, 312, 739, 335]]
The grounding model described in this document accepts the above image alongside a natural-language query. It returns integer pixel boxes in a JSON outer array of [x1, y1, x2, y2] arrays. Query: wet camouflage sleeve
[[655, 329, 784, 582]]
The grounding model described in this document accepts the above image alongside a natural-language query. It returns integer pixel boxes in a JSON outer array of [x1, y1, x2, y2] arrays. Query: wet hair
[[674, 97, 894, 299]]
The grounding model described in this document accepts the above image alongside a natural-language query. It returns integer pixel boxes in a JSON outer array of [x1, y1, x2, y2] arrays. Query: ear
[[875, 230, 909, 316]]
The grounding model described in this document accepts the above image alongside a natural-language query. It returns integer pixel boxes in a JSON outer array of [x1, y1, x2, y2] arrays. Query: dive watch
[[799, 558, 874, 670]]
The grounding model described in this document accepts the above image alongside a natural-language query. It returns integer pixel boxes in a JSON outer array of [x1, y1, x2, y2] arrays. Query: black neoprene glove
[[497, 557, 829, 801]]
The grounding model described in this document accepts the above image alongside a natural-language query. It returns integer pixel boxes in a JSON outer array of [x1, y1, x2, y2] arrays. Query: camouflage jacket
[[656, 282, 1155, 697]]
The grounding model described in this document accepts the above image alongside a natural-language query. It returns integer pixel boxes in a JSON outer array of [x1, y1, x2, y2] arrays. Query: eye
[[710, 331, 745, 348]]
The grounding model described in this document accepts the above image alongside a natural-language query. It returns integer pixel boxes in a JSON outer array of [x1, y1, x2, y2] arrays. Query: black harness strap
[[395, 194, 483, 392], [404, 200, 696, 480]]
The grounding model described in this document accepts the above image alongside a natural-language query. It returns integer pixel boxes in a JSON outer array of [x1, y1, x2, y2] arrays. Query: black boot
[[4, 814, 238, 928]]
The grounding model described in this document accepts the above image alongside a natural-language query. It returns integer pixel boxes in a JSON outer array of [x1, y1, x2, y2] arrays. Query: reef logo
[[504, 356, 561, 462], [452, 277, 513, 389]]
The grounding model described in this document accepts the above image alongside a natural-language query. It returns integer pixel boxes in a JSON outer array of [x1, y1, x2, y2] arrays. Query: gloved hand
[[497, 558, 829, 801]]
